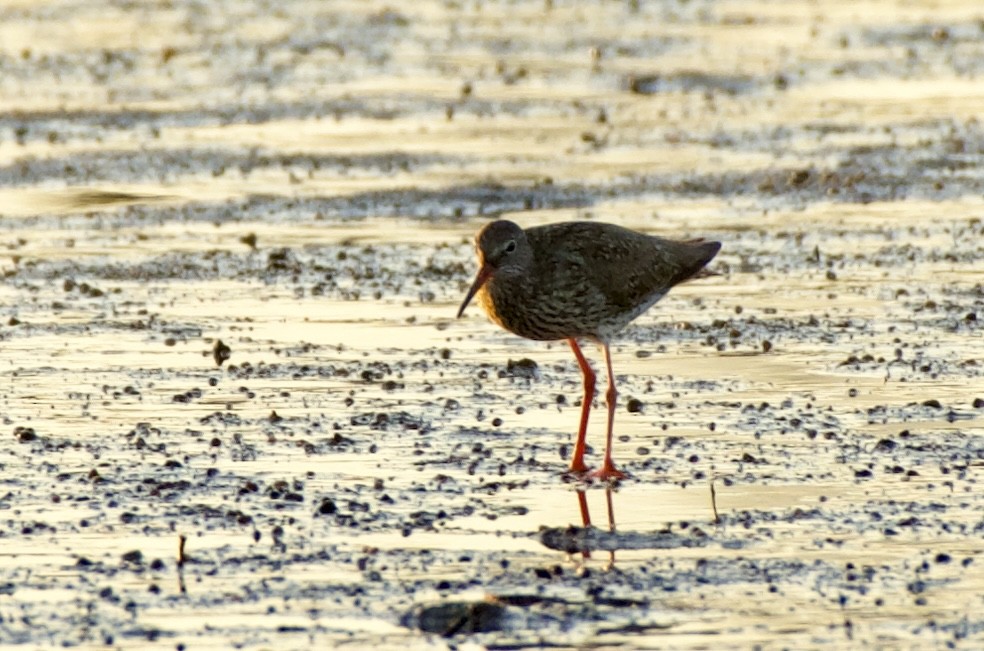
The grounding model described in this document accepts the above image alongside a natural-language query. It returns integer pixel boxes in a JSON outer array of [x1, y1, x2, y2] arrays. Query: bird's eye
[[504, 240, 517, 253]]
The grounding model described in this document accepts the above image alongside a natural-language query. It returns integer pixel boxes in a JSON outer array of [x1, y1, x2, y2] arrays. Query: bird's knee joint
[[606, 386, 617, 405]]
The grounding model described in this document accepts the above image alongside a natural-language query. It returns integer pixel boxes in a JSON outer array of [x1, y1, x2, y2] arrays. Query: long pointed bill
[[456, 264, 493, 318]]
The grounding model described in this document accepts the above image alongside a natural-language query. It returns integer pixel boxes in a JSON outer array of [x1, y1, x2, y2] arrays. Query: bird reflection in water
[[575, 485, 617, 568]]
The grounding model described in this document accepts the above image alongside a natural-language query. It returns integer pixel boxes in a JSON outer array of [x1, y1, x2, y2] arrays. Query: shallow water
[[0, 0, 982, 649]]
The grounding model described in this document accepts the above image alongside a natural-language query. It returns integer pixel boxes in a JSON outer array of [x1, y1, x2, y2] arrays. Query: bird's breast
[[477, 275, 602, 342]]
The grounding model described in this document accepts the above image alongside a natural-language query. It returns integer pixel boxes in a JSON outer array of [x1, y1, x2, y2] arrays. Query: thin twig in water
[[710, 479, 720, 525]]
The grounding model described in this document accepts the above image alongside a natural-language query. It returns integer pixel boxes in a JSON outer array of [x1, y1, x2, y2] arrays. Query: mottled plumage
[[458, 219, 720, 480]]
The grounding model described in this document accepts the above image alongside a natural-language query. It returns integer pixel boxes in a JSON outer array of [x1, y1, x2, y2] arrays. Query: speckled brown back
[[477, 220, 720, 342]]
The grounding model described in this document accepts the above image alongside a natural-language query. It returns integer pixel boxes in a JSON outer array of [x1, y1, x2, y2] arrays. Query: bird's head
[[456, 219, 530, 318]]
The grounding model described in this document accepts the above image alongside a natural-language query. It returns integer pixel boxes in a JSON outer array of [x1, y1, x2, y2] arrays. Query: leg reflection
[[574, 485, 617, 567], [576, 489, 591, 560]]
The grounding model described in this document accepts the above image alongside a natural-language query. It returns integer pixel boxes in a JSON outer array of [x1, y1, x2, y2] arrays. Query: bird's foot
[[587, 463, 627, 483], [564, 467, 591, 483], [566, 457, 591, 476], [565, 459, 627, 483]]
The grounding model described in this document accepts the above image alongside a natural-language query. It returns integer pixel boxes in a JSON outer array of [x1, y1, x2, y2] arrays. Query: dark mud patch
[[0, 149, 467, 187], [0, 101, 405, 146], [1, 183, 597, 230], [539, 523, 727, 553], [626, 71, 761, 96], [677, 118, 984, 203]]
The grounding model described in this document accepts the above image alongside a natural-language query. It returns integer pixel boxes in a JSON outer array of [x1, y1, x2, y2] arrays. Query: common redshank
[[456, 219, 720, 481]]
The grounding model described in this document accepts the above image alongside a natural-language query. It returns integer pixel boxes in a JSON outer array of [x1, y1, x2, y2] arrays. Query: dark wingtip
[[696, 240, 722, 267], [680, 239, 722, 282], [707, 240, 722, 259]]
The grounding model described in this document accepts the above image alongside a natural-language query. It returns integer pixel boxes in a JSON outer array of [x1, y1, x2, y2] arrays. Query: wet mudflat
[[0, 0, 983, 648]]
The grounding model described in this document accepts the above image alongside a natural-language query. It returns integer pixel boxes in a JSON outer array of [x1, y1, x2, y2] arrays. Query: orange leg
[[567, 338, 595, 474], [588, 343, 627, 481]]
